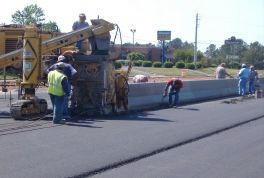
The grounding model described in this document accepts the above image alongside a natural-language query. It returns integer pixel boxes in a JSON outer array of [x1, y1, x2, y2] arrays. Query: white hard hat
[[241, 63, 247, 68], [79, 13, 86, 17], [57, 55, 66, 62]]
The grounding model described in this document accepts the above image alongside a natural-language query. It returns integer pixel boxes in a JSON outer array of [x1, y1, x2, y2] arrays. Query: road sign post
[[224, 36, 243, 68], [157, 31, 171, 64]]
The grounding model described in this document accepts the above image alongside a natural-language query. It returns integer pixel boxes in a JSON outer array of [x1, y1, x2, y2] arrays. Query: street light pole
[[130, 29, 136, 48], [194, 13, 199, 69]]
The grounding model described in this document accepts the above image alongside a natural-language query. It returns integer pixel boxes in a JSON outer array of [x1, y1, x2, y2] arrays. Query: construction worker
[[72, 13, 89, 51], [248, 65, 259, 95], [48, 63, 70, 124], [238, 63, 250, 96], [215, 63, 233, 79], [163, 78, 183, 107], [47, 55, 77, 120]]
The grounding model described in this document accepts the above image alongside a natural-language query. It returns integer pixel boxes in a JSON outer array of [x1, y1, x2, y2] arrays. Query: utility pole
[[162, 40, 165, 64], [130, 29, 136, 48], [194, 13, 199, 69]]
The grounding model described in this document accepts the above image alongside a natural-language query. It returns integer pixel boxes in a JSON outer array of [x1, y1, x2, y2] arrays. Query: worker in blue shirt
[[238, 64, 250, 96], [47, 55, 77, 120], [48, 63, 70, 124], [72, 13, 89, 51]]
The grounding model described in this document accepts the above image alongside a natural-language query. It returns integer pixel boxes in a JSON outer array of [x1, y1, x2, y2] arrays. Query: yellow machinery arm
[[2, 19, 116, 120], [0, 49, 22, 68], [0, 19, 115, 69], [42, 19, 115, 54]]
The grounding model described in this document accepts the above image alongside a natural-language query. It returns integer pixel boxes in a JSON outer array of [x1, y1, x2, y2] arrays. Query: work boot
[[53, 120, 66, 124], [63, 115, 72, 121]]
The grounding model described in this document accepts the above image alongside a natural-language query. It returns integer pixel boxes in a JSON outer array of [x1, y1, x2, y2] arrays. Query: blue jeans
[[63, 84, 71, 116], [238, 78, 247, 96], [63, 96, 69, 115], [169, 91, 179, 106], [76, 41, 82, 50], [249, 80, 256, 94], [49, 94, 65, 123]]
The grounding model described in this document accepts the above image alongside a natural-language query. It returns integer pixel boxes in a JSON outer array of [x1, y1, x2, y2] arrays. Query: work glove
[[163, 91, 167, 97]]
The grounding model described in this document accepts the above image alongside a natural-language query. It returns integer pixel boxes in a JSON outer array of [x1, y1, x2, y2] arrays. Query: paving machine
[[0, 19, 130, 119]]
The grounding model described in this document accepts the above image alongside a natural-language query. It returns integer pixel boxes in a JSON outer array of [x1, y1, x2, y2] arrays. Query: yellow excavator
[[0, 19, 131, 119]]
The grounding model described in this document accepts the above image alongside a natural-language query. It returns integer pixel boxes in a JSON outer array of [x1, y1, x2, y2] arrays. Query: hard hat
[[57, 55, 66, 62], [79, 13, 86, 17], [241, 63, 247, 68], [220, 63, 226, 67]]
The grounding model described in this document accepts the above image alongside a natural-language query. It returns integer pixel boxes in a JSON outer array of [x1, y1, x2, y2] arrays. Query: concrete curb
[[128, 78, 264, 110]]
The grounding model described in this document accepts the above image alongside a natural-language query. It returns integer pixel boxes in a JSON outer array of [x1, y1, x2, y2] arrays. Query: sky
[[0, 0, 264, 52]]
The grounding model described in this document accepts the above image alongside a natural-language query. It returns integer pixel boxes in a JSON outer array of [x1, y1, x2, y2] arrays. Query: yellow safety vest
[[48, 70, 66, 96]]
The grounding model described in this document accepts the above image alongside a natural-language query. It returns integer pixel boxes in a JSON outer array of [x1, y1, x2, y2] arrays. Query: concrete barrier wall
[[128, 78, 264, 110]]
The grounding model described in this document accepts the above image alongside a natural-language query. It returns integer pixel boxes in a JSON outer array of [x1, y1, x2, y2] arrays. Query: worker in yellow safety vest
[[48, 63, 70, 124]]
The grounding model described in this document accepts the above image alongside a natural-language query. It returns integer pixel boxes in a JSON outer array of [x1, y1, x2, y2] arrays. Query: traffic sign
[[225, 36, 243, 45], [157, 31, 171, 41]]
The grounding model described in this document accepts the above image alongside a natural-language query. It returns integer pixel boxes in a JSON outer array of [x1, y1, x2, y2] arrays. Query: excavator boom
[[0, 19, 115, 68]]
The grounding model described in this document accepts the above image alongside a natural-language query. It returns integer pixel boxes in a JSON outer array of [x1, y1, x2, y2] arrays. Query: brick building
[[114, 44, 175, 62]]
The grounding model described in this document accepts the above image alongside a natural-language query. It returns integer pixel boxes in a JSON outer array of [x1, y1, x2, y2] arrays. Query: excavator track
[[10, 98, 48, 120]]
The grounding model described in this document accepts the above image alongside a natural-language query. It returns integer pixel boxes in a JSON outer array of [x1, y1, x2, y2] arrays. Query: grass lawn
[[0, 73, 20, 80], [131, 67, 181, 76], [200, 67, 264, 77], [130, 67, 264, 78], [130, 67, 214, 77]]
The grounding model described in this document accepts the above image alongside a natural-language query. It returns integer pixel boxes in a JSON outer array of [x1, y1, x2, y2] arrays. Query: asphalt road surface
[[0, 91, 264, 178], [94, 110, 264, 178]]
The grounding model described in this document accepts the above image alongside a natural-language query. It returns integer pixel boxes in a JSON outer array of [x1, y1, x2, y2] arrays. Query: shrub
[[133, 60, 143, 67], [228, 61, 240, 69], [196, 62, 202, 69], [200, 58, 211, 68], [175, 61, 185, 68], [254, 62, 264, 70], [163, 61, 173, 68], [142, 61, 152, 67], [153, 62, 162, 68], [116, 60, 126, 65], [114, 61, 122, 69], [210, 64, 217, 68], [127, 52, 145, 61], [185, 63, 195, 69]]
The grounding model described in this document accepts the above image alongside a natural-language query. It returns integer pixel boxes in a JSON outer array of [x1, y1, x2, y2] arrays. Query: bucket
[[256, 90, 262, 99]]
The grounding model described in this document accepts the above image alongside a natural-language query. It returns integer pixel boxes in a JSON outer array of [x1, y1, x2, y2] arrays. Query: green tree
[[174, 48, 193, 63], [197, 51, 204, 60], [182, 41, 194, 49], [12, 4, 45, 25], [127, 52, 145, 61], [169, 38, 183, 49], [204, 44, 219, 59], [216, 38, 248, 66], [242, 42, 264, 65], [42, 21, 59, 32], [123, 43, 133, 47]]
